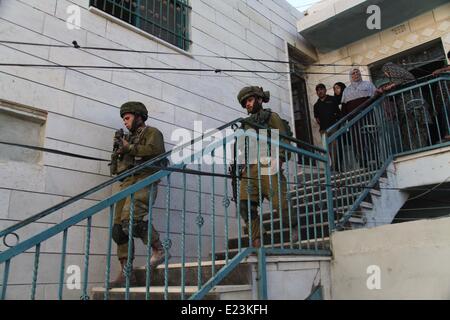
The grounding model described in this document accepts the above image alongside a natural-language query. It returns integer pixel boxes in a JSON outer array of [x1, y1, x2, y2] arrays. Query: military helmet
[[237, 86, 270, 108], [120, 101, 148, 121]]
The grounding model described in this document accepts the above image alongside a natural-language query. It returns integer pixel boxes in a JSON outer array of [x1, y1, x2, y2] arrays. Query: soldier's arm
[[268, 113, 287, 134], [125, 128, 165, 158], [268, 113, 291, 149]]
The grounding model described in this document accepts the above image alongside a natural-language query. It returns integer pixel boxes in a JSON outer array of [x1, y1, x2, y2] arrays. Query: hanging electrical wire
[[1, 40, 446, 69], [0, 62, 374, 76], [1, 140, 449, 195]]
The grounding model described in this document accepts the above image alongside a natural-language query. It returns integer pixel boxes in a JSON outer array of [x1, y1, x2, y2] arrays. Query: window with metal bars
[[90, 0, 191, 50]]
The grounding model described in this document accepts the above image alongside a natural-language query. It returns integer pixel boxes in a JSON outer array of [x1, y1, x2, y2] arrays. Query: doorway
[[369, 39, 447, 83], [288, 45, 314, 146]]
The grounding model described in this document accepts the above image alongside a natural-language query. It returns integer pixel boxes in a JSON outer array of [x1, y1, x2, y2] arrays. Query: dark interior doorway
[[288, 45, 314, 146], [369, 39, 447, 82]]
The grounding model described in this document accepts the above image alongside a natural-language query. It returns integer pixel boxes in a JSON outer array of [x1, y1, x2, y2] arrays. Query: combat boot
[[249, 218, 264, 248], [150, 240, 170, 268], [252, 238, 262, 248], [109, 258, 138, 288]]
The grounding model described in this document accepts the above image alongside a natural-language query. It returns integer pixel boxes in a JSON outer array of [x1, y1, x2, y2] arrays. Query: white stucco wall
[[0, 0, 311, 299], [331, 217, 450, 299], [393, 145, 450, 189], [247, 255, 332, 300]]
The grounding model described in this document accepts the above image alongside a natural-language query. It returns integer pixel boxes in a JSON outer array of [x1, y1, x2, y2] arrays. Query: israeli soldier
[[236, 86, 298, 248], [109, 101, 169, 288]]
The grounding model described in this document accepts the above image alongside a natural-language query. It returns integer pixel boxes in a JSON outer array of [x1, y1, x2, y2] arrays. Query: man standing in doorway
[[313, 83, 341, 171]]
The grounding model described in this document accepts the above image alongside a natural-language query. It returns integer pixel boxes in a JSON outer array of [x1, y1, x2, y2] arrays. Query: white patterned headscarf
[[341, 68, 377, 104]]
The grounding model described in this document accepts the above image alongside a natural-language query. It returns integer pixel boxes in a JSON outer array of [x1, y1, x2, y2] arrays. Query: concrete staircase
[[92, 166, 384, 300], [92, 260, 253, 300], [214, 167, 382, 260]]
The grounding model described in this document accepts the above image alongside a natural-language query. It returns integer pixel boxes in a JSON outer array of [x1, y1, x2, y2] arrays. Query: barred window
[[90, 0, 191, 50]]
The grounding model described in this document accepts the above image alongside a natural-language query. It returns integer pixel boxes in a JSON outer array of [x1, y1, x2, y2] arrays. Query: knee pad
[[121, 219, 148, 238], [134, 220, 148, 238], [239, 200, 258, 222], [112, 223, 129, 245]]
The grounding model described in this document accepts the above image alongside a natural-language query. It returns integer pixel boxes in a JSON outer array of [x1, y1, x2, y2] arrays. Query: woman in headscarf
[[340, 69, 377, 168], [381, 62, 434, 151], [332, 82, 347, 171], [333, 82, 346, 107], [341, 68, 377, 117]]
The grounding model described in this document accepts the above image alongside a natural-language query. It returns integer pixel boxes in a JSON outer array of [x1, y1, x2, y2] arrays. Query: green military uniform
[[113, 125, 165, 260], [109, 101, 167, 288], [236, 87, 297, 245]]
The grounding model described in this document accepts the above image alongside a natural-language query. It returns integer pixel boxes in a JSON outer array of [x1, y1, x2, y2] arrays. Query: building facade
[[0, 0, 314, 299], [296, 0, 450, 146], [1, 0, 450, 300]]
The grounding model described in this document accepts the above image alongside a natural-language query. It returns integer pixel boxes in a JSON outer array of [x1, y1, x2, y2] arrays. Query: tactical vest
[[116, 126, 150, 174], [247, 108, 294, 138]]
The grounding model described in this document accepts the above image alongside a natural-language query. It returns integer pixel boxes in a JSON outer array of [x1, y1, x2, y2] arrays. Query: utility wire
[[1, 40, 446, 69], [0, 13, 292, 87], [2, 140, 449, 194], [0, 62, 373, 76], [406, 176, 450, 202], [0, 40, 248, 125], [0, 16, 284, 116]]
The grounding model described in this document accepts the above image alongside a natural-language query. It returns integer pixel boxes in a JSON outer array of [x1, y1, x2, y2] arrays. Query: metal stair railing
[[325, 73, 450, 229], [0, 117, 332, 300]]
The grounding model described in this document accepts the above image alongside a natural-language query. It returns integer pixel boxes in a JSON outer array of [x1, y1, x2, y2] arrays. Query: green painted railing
[[0, 118, 332, 300], [325, 73, 450, 228], [90, 0, 191, 50]]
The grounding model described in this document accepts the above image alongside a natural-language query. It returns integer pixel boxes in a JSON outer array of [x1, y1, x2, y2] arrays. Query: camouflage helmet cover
[[120, 101, 148, 121], [237, 86, 270, 107]]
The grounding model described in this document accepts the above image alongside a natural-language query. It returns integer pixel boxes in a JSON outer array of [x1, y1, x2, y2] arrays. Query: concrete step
[[215, 238, 331, 260], [91, 285, 252, 300], [230, 224, 330, 250], [261, 194, 361, 221], [370, 189, 382, 197], [291, 171, 377, 196], [290, 182, 380, 201], [245, 209, 365, 233], [231, 214, 364, 250], [259, 210, 330, 230], [360, 201, 374, 210], [296, 168, 376, 184], [131, 260, 251, 287]]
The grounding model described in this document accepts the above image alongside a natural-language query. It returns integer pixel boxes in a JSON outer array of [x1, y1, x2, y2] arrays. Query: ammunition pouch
[[239, 200, 259, 222], [109, 153, 119, 176], [112, 223, 128, 245], [121, 219, 148, 239], [229, 163, 244, 202], [116, 154, 135, 175]]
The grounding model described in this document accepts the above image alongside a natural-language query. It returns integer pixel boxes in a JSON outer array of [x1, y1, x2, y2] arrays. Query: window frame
[[89, 0, 192, 51]]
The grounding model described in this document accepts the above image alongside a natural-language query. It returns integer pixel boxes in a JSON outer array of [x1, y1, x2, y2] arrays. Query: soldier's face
[[122, 113, 135, 130], [245, 96, 262, 113]]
